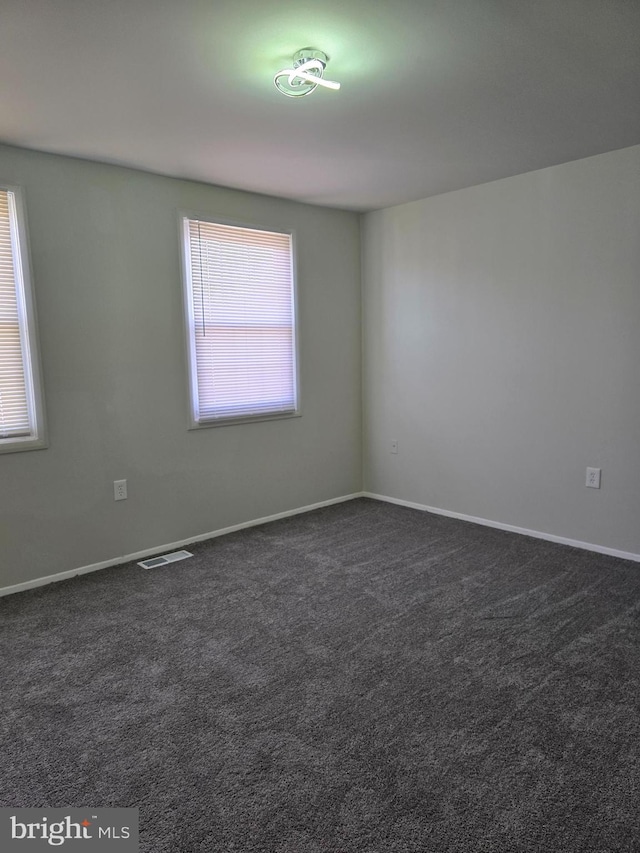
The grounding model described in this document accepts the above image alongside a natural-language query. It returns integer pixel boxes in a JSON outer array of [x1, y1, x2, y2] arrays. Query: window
[[0, 186, 46, 453], [181, 216, 299, 426]]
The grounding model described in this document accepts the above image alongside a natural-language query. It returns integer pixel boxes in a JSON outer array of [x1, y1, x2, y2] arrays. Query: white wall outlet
[[114, 479, 128, 501], [390, 440, 398, 454], [586, 467, 601, 489]]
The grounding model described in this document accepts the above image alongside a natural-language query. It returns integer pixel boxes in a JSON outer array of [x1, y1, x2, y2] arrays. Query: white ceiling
[[1, 0, 639, 211]]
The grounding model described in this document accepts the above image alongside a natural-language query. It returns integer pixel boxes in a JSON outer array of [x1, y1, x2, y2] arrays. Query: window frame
[[178, 211, 302, 429], [0, 183, 47, 454]]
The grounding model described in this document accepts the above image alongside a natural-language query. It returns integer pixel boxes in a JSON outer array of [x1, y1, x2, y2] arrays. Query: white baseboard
[[363, 492, 640, 564], [0, 492, 365, 598], [5, 490, 637, 598]]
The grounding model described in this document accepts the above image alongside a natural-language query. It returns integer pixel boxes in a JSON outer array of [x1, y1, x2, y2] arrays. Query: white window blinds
[[0, 189, 36, 442], [183, 218, 298, 424]]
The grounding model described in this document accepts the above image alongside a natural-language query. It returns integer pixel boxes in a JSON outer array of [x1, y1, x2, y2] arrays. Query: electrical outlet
[[114, 479, 128, 501], [390, 440, 398, 454], [586, 467, 601, 489]]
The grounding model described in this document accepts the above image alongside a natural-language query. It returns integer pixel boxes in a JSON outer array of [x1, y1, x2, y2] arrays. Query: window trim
[[0, 183, 47, 454], [178, 211, 302, 430]]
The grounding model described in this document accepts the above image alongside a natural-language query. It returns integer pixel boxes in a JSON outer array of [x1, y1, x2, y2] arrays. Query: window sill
[[0, 436, 48, 455], [189, 410, 302, 430]]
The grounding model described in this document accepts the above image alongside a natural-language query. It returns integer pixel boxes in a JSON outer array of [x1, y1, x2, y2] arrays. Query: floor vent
[[138, 550, 193, 570]]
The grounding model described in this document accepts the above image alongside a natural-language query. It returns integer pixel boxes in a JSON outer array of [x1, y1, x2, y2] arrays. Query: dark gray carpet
[[2, 498, 640, 852]]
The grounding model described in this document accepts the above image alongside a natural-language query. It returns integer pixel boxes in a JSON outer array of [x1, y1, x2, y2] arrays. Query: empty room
[[1, 1, 639, 851]]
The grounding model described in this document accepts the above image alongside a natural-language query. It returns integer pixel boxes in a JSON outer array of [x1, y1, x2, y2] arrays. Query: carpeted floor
[[2, 497, 640, 852]]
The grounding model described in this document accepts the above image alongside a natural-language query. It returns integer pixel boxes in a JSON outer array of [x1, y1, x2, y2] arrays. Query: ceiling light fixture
[[274, 48, 340, 98]]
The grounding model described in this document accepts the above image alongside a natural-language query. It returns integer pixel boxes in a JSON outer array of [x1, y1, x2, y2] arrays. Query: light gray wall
[[0, 144, 362, 588], [363, 145, 640, 555]]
